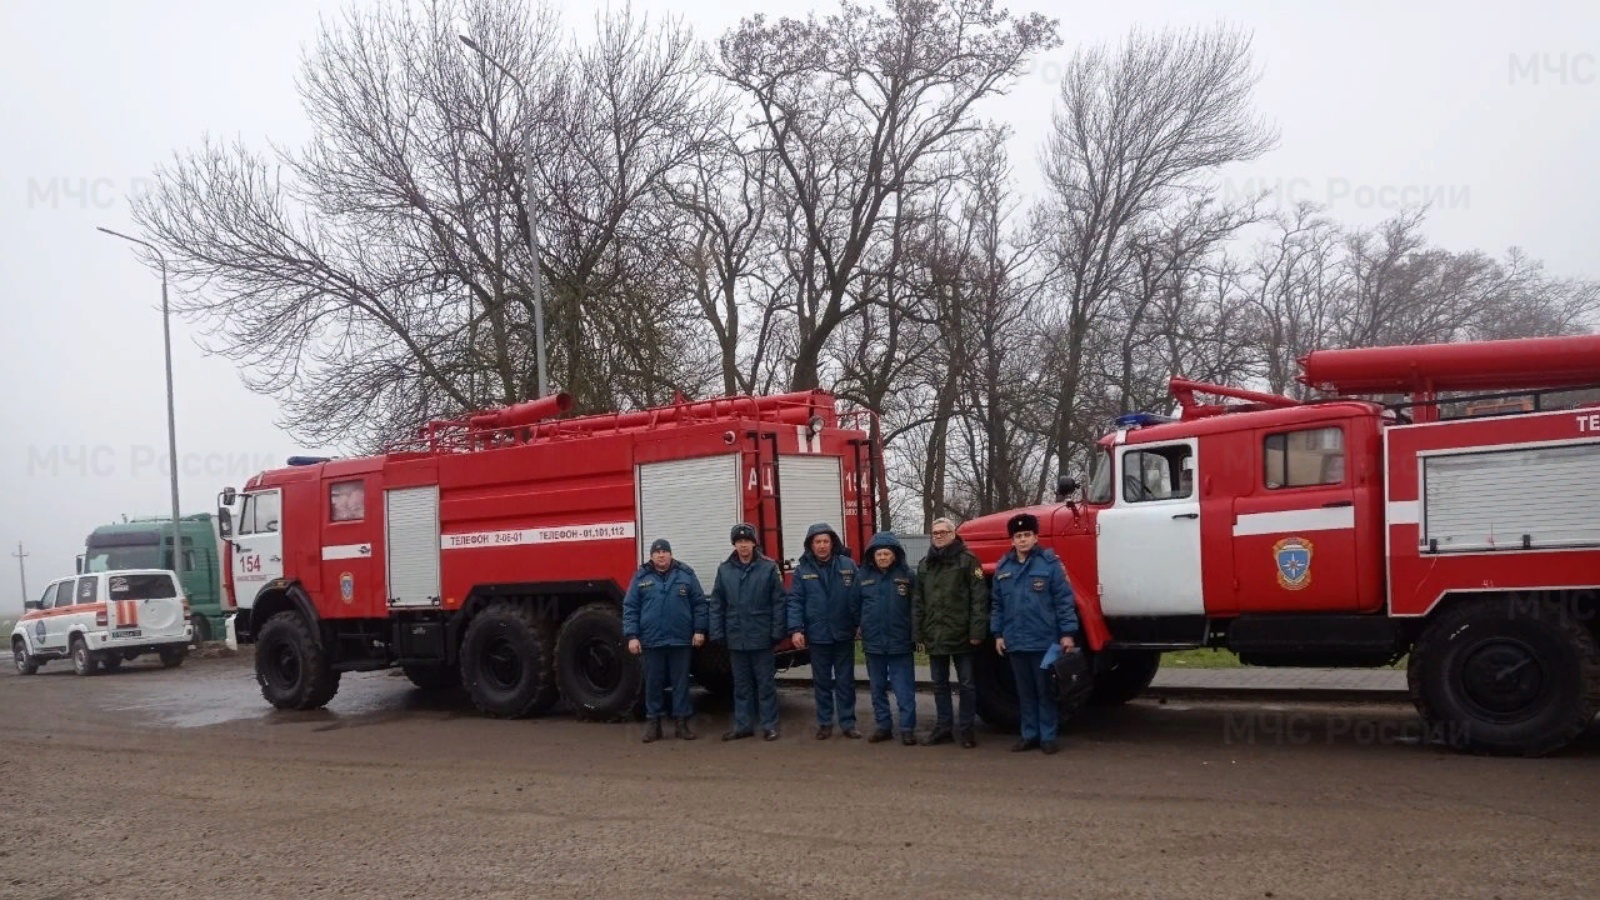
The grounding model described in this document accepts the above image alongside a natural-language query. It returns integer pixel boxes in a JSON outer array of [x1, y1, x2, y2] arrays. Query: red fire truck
[[960, 334, 1600, 756], [217, 390, 880, 720]]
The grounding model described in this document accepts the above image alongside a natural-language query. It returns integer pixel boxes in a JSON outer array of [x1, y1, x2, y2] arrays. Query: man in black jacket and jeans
[[912, 517, 989, 748]]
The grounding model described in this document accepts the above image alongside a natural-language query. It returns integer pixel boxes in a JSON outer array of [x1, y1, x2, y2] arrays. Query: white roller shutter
[[777, 455, 846, 570], [385, 485, 441, 607], [635, 454, 742, 592], [1422, 441, 1600, 552]]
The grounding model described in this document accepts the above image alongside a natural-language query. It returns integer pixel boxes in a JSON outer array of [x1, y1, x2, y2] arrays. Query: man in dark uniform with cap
[[623, 538, 708, 742], [989, 512, 1078, 754], [709, 523, 787, 741]]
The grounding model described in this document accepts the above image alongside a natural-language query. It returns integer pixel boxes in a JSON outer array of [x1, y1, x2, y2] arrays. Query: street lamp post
[[97, 226, 182, 575], [459, 33, 549, 398]]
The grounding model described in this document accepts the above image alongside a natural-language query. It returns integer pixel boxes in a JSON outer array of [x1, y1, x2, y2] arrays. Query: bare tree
[[716, 0, 1060, 392], [128, 0, 725, 450], [1036, 22, 1278, 482]]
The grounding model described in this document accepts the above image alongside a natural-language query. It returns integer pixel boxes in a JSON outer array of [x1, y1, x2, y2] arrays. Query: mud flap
[[225, 614, 238, 652]]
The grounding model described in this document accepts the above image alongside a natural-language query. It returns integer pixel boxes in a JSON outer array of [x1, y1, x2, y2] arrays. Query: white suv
[[11, 569, 194, 675]]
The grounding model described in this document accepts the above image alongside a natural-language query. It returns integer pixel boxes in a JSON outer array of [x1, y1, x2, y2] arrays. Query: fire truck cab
[[217, 390, 879, 721], [961, 334, 1600, 756]]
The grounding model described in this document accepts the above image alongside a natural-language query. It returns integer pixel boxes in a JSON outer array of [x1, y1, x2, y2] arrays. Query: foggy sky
[[2, 0, 1596, 613]]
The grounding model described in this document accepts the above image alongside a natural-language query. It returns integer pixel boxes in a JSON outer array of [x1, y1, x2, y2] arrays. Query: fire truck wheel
[[1087, 650, 1161, 706], [555, 602, 645, 721], [255, 611, 342, 711], [691, 642, 735, 699], [973, 642, 1021, 733], [460, 601, 560, 718], [402, 663, 461, 691], [1408, 595, 1600, 757]]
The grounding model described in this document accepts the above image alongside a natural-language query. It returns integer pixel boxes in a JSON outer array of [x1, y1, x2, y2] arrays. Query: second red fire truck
[[960, 334, 1600, 756], [219, 389, 879, 721]]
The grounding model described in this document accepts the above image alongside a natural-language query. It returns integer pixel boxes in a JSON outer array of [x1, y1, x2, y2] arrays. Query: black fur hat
[[1007, 513, 1039, 537]]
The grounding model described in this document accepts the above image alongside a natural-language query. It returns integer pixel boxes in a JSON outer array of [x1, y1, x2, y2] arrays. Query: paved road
[[2, 654, 1595, 899]]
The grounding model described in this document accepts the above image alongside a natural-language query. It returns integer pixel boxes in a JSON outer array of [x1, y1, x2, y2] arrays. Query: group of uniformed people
[[621, 512, 1079, 754]]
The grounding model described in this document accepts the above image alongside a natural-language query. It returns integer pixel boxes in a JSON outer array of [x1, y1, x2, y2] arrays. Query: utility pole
[[459, 33, 549, 398], [11, 542, 26, 605], [98, 227, 182, 571]]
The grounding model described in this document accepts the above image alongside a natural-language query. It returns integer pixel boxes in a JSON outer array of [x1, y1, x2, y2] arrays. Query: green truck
[[79, 513, 229, 643]]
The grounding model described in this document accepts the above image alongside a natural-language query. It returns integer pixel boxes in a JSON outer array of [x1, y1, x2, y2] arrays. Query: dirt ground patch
[[2, 655, 1596, 899]]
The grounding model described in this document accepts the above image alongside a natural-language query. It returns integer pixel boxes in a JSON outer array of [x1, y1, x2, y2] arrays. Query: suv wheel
[[13, 639, 39, 675], [71, 636, 99, 676]]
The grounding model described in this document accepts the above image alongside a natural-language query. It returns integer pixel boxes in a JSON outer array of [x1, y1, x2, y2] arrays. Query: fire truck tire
[[1408, 596, 1600, 757], [255, 611, 342, 711], [402, 663, 461, 690], [691, 643, 735, 700], [1087, 650, 1161, 706], [973, 643, 1020, 733], [555, 602, 645, 721], [460, 601, 560, 718]]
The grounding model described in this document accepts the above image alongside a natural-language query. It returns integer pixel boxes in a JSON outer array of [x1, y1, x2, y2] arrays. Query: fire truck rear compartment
[[1419, 441, 1600, 554]]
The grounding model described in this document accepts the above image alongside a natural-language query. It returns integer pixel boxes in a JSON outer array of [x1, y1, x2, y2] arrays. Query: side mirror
[[217, 508, 233, 539], [75, 554, 84, 574], [219, 486, 237, 507], [24, 599, 43, 611], [1055, 475, 1081, 501]]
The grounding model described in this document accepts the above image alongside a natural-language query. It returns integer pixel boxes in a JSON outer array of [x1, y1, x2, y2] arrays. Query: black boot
[[960, 728, 976, 749], [642, 719, 662, 743], [675, 718, 696, 740]]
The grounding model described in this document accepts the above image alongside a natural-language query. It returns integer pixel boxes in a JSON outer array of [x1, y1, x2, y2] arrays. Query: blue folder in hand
[[1041, 642, 1062, 669]]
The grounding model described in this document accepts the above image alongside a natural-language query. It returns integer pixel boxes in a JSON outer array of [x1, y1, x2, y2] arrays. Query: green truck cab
[[79, 513, 229, 643]]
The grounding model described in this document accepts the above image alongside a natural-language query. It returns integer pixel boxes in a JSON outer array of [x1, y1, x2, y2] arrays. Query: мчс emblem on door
[[340, 572, 355, 603], [1273, 537, 1313, 590]]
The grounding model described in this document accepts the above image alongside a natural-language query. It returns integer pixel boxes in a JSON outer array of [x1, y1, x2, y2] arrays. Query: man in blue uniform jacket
[[787, 522, 863, 739], [709, 523, 786, 742], [623, 538, 708, 742], [990, 513, 1078, 754]]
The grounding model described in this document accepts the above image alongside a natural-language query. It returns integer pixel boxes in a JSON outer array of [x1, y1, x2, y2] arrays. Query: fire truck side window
[[1264, 426, 1345, 489], [1121, 445, 1193, 503], [330, 480, 365, 522], [52, 581, 76, 608], [256, 492, 281, 532], [1086, 449, 1114, 504], [237, 494, 256, 536]]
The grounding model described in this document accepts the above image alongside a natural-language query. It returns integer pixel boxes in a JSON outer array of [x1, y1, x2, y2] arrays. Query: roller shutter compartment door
[[777, 455, 846, 569], [1422, 441, 1600, 552], [636, 454, 742, 592], [386, 485, 441, 607]]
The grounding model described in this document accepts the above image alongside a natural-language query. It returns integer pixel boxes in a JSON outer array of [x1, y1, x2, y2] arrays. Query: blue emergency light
[[1114, 412, 1176, 429]]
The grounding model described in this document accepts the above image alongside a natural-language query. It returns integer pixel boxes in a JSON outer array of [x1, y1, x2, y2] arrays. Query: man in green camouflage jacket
[[912, 517, 989, 748]]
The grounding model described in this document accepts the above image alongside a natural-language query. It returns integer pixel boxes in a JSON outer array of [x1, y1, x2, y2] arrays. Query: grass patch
[[1162, 648, 1409, 670], [838, 644, 1407, 670], [1161, 648, 1243, 668]]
